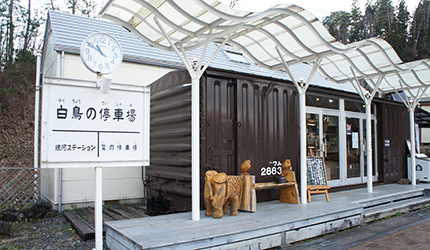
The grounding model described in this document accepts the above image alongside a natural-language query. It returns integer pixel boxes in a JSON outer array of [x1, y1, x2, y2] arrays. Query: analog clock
[[80, 32, 123, 75]]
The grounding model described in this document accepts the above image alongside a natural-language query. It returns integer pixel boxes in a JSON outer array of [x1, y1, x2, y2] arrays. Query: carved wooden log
[[239, 175, 256, 212]]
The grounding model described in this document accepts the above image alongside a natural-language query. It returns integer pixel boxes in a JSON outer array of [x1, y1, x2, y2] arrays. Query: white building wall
[[41, 168, 58, 204], [41, 43, 175, 209], [40, 32, 60, 205], [42, 34, 59, 77]]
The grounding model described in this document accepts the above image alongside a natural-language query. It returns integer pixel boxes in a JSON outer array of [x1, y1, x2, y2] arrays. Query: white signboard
[[41, 77, 150, 168], [352, 132, 359, 149]]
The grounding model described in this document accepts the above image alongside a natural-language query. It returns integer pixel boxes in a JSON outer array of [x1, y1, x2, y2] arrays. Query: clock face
[[80, 33, 123, 74]]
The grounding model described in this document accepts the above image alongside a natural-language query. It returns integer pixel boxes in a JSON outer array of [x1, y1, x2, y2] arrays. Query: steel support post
[[365, 99, 373, 193], [299, 89, 307, 204], [191, 76, 200, 221], [409, 106, 417, 185]]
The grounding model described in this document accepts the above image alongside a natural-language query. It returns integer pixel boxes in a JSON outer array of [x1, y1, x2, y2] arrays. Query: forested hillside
[[323, 0, 430, 62], [0, 0, 97, 168]]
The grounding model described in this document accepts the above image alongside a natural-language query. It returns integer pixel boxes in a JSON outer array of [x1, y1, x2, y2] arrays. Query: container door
[[236, 80, 298, 202], [204, 77, 237, 175], [380, 104, 408, 183]]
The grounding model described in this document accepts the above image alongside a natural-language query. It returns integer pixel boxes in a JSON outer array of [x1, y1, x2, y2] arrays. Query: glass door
[[306, 113, 320, 156], [323, 115, 339, 181], [307, 109, 340, 182], [346, 117, 361, 180], [345, 114, 377, 184]]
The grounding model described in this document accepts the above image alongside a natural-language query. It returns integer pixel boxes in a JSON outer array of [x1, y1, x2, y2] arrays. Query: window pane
[[324, 115, 339, 181], [306, 94, 339, 110], [345, 100, 375, 114], [306, 113, 319, 156]]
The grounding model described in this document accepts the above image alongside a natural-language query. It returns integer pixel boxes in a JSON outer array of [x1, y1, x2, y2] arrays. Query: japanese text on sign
[[41, 79, 149, 168]]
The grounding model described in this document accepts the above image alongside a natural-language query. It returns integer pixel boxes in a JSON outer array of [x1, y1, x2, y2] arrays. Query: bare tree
[[5, 0, 14, 64]]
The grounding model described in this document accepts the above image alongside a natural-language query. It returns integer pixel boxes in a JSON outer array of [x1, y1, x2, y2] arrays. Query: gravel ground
[[0, 215, 108, 250]]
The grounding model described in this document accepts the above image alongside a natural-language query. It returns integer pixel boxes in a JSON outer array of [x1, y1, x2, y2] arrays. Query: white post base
[[94, 166, 103, 250]]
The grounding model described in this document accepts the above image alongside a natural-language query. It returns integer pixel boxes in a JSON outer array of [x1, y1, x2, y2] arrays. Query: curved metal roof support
[[397, 79, 428, 186], [350, 68, 367, 101], [277, 45, 321, 204], [365, 76, 383, 193], [350, 67, 383, 193], [154, 16, 231, 221]]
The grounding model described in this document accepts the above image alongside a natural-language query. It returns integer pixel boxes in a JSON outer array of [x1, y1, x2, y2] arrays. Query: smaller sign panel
[[41, 78, 150, 168], [306, 156, 328, 186], [352, 132, 359, 149]]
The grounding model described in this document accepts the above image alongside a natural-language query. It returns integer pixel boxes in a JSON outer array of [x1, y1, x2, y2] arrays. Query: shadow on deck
[[105, 183, 430, 250], [63, 206, 149, 241]]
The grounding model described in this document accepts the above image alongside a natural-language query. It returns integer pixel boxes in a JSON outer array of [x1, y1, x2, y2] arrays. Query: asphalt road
[[284, 206, 430, 250]]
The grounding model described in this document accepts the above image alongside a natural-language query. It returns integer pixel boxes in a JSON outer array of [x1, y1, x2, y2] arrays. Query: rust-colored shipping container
[[147, 69, 410, 210], [147, 70, 300, 209], [377, 102, 410, 183]]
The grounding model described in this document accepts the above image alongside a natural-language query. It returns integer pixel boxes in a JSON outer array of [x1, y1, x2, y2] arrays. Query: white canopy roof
[[99, 0, 430, 100]]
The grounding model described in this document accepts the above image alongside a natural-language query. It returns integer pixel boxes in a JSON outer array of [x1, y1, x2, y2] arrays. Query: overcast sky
[[218, 0, 421, 20]]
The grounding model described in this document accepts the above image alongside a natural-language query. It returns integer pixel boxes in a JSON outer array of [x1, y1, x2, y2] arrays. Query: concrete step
[[363, 196, 430, 223], [355, 189, 425, 209]]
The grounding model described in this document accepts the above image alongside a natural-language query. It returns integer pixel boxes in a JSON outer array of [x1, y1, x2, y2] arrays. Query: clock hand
[[86, 41, 106, 57], [86, 41, 97, 50], [96, 45, 107, 57]]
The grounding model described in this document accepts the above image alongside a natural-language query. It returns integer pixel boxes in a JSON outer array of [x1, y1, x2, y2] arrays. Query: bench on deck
[[253, 171, 300, 204]]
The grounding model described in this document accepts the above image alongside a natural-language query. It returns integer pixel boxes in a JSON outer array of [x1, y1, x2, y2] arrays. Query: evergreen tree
[[349, 0, 365, 42], [393, 0, 410, 61], [323, 11, 351, 44], [386, 18, 406, 60], [410, 0, 430, 60], [374, 0, 395, 39], [363, 0, 376, 38]]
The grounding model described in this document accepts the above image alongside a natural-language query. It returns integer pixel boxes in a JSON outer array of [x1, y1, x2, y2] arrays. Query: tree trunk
[[23, 0, 31, 51], [6, 0, 14, 64]]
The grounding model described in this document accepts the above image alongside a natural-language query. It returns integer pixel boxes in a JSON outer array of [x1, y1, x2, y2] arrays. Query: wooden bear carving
[[204, 170, 243, 219]]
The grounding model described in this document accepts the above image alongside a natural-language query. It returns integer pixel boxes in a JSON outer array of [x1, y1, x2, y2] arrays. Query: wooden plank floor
[[64, 206, 149, 241], [105, 183, 430, 250]]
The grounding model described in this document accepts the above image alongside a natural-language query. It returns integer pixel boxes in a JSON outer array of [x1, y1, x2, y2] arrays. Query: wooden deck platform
[[106, 183, 430, 250], [63, 206, 149, 241]]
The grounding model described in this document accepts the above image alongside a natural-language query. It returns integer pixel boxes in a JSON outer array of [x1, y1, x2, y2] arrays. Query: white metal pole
[[300, 89, 307, 204], [366, 99, 373, 193], [34, 52, 41, 199], [409, 107, 417, 185], [34, 53, 41, 170], [95, 166, 103, 250], [59, 51, 65, 213], [191, 76, 200, 221]]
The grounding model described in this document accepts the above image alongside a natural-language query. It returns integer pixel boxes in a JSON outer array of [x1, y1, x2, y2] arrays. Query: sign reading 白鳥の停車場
[[40, 77, 150, 168]]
